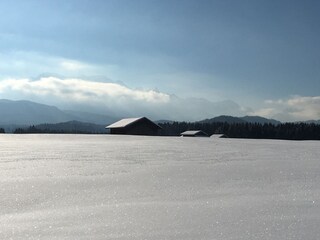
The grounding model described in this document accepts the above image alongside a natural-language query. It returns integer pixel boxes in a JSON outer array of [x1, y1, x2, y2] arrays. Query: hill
[[200, 115, 281, 124], [240, 116, 281, 125], [0, 99, 114, 126], [200, 115, 246, 124]]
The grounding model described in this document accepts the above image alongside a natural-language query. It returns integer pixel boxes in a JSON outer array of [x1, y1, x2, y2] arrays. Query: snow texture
[[1, 135, 320, 239]]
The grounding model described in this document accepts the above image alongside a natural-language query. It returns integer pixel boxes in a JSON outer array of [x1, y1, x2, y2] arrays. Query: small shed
[[210, 134, 228, 138], [180, 130, 209, 137], [106, 117, 162, 136]]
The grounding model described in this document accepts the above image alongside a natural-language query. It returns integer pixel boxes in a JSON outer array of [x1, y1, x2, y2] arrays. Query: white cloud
[[250, 108, 278, 117], [252, 96, 320, 121], [0, 77, 170, 104]]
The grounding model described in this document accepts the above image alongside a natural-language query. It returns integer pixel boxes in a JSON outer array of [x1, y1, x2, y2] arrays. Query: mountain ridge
[[199, 115, 281, 125], [0, 99, 114, 126], [0, 99, 319, 129]]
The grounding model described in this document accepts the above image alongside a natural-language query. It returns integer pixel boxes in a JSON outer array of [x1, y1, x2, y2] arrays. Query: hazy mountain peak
[[0, 99, 114, 125]]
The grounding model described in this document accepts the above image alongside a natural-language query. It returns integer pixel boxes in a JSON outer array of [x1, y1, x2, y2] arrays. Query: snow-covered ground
[[1, 134, 320, 240]]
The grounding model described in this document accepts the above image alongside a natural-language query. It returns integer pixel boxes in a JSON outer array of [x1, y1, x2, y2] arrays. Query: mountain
[[63, 110, 117, 125], [0, 99, 72, 125], [200, 115, 281, 125], [240, 116, 281, 125], [0, 99, 114, 126], [200, 115, 246, 124]]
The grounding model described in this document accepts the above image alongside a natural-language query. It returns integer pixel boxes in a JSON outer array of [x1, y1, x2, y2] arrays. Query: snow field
[[0, 134, 320, 239]]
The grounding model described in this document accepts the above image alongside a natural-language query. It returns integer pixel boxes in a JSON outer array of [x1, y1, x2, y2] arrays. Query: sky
[[0, 0, 320, 121]]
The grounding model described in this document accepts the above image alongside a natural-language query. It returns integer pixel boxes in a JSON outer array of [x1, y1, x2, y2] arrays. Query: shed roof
[[210, 134, 228, 138], [106, 117, 161, 129], [180, 130, 208, 136]]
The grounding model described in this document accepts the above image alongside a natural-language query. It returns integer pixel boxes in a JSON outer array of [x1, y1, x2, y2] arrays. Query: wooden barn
[[180, 130, 209, 137], [106, 117, 162, 136]]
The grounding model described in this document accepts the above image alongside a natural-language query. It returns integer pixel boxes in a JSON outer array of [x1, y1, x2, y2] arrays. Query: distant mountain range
[[157, 116, 282, 125], [0, 99, 116, 126], [0, 99, 319, 133], [200, 115, 281, 125]]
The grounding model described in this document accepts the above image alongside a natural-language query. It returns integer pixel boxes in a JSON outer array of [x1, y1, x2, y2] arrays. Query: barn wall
[[110, 119, 160, 135], [126, 124, 159, 135], [110, 128, 127, 134]]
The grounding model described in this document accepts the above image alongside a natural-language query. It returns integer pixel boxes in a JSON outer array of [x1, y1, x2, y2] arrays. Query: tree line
[[13, 125, 99, 134], [158, 122, 320, 140], [13, 121, 106, 134], [9, 121, 320, 140]]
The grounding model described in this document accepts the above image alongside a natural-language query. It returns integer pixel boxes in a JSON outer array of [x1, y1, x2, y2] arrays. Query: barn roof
[[180, 130, 208, 136], [106, 117, 161, 129]]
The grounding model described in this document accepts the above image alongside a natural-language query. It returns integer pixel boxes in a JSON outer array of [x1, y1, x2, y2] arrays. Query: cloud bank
[[1, 76, 319, 122], [0, 77, 170, 104], [251, 96, 320, 122]]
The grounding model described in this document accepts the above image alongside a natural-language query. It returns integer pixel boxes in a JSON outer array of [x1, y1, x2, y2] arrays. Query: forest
[[10, 121, 320, 140]]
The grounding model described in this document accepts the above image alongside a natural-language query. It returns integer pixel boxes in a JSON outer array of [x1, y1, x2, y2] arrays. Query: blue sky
[[0, 0, 320, 121]]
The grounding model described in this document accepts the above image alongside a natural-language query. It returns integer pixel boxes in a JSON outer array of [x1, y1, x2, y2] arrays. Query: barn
[[180, 130, 209, 137], [106, 117, 162, 136]]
